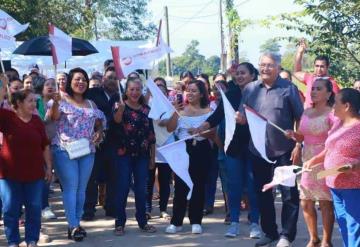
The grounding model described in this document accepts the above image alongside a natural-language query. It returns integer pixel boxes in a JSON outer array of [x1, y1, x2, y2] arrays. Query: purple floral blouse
[[52, 100, 106, 152]]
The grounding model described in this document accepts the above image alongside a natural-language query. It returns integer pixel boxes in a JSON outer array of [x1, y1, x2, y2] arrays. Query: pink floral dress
[[52, 100, 106, 153], [299, 110, 336, 201]]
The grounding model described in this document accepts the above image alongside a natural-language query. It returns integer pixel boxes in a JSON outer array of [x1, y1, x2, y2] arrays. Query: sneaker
[[27, 241, 38, 247], [255, 236, 279, 247], [225, 222, 240, 238], [160, 211, 171, 220], [165, 224, 182, 234], [191, 224, 202, 234], [249, 223, 262, 239], [42, 207, 57, 220], [114, 226, 125, 236], [9, 244, 19, 247], [38, 229, 50, 243], [276, 237, 291, 247]]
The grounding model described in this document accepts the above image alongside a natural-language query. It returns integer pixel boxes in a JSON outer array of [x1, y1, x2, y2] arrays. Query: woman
[[111, 77, 156, 235], [165, 80, 214, 234], [0, 88, 52, 247], [56, 72, 67, 96], [146, 77, 174, 220], [34, 78, 58, 220], [305, 88, 360, 247], [180, 71, 195, 87], [49, 68, 105, 242], [23, 75, 33, 90], [286, 78, 336, 247], [196, 62, 262, 239]]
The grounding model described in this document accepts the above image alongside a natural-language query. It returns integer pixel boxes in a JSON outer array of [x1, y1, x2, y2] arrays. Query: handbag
[[64, 138, 91, 160]]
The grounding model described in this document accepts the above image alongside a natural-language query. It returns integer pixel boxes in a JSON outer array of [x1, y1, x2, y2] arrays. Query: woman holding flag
[[165, 80, 214, 235], [196, 62, 262, 239], [304, 88, 360, 247], [285, 78, 336, 247], [111, 77, 157, 236]]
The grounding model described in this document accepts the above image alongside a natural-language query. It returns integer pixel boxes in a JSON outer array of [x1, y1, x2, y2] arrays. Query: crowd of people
[[0, 40, 359, 247]]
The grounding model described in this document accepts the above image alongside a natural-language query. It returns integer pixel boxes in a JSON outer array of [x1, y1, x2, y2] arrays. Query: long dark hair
[[123, 77, 146, 105], [313, 78, 335, 106], [65, 67, 90, 97], [187, 80, 209, 108]]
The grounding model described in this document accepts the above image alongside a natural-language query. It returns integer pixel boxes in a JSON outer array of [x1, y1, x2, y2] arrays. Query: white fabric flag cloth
[[219, 88, 236, 152], [244, 106, 275, 163], [157, 139, 193, 200], [272, 165, 299, 186], [49, 25, 72, 65], [0, 9, 29, 36], [147, 79, 175, 120], [0, 28, 15, 48], [119, 35, 172, 77]]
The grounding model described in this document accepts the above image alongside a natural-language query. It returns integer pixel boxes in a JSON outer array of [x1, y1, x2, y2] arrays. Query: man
[[83, 66, 120, 220], [294, 39, 340, 108], [238, 53, 304, 247]]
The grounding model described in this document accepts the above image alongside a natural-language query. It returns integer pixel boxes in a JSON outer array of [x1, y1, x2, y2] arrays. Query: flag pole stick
[[118, 80, 123, 104], [267, 120, 287, 134], [0, 50, 6, 75], [157, 129, 211, 150]]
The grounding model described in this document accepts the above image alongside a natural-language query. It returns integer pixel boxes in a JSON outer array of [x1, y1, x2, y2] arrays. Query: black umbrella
[[13, 36, 98, 56]]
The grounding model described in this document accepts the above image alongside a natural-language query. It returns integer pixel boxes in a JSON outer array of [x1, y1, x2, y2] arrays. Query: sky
[[149, 0, 304, 65]]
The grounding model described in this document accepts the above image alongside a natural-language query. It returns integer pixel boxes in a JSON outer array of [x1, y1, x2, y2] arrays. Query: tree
[[0, 0, 155, 40], [157, 40, 221, 77], [274, 0, 360, 87], [259, 39, 281, 54]]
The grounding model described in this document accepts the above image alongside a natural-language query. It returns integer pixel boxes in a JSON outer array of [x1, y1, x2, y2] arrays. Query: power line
[[169, 12, 218, 19], [170, 0, 217, 35]]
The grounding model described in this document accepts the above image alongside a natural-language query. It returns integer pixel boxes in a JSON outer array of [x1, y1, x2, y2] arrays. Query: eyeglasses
[[258, 63, 277, 69]]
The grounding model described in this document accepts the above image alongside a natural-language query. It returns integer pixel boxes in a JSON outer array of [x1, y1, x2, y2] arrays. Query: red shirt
[[303, 73, 340, 109], [0, 109, 49, 182]]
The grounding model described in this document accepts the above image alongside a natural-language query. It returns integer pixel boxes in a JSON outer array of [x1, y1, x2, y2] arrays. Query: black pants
[[250, 151, 299, 242], [170, 139, 211, 226], [146, 163, 172, 213], [83, 145, 117, 217]]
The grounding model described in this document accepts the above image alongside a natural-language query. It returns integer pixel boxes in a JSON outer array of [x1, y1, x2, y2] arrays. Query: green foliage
[[0, 0, 155, 40], [158, 40, 221, 77], [259, 39, 281, 54], [275, 0, 360, 87]]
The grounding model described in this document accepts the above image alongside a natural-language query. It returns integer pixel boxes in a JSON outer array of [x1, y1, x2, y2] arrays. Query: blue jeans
[[331, 188, 360, 247], [52, 146, 94, 227], [0, 179, 43, 245], [225, 154, 259, 223], [114, 154, 149, 228], [204, 149, 219, 210]]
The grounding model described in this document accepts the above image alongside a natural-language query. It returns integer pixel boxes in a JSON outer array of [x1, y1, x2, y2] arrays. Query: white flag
[[119, 36, 172, 77], [262, 165, 300, 192], [219, 88, 236, 152], [49, 24, 72, 65], [0, 28, 15, 48], [245, 106, 275, 163], [157, 139, 193, 200], [0, 9, 29, 36], [147, 79, 175, 120]]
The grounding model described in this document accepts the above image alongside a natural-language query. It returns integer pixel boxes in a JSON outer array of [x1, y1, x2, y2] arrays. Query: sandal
[[160, 211, 171, 220], [114, 226, 125, 236], [306, 239, 321, 247], [320, 242, 333, 247], [67, 227, 84, 242], [141, 224, 157, 233]]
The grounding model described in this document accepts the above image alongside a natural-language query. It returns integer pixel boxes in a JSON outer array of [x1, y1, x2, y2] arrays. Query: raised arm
[[293, 38, 307, 82]]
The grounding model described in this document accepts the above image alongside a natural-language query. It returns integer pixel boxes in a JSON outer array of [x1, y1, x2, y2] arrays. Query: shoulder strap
[[87, 100, 94, 109]]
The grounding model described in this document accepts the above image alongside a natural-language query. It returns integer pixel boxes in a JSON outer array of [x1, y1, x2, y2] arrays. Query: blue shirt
[[240, 76, 304, 158]]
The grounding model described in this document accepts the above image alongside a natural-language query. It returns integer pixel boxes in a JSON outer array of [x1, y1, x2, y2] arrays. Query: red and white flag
[[158, 139, 193, 199], [262, 165, 300, 191], [110, 34, 171, 78], [49, 24, 72, 65], [0, 9, 29, 48], [0, 9, 29, 36], [110, 46, 125, 80], [244, 105, 275, 163]]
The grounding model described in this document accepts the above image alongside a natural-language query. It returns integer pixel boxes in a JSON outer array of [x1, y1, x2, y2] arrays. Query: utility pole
[[219, 0, 226, 72], [164, 6, 172, 76]]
